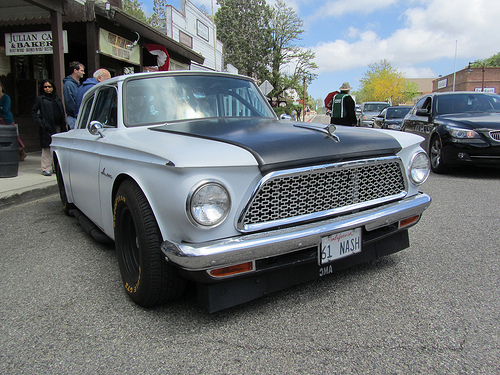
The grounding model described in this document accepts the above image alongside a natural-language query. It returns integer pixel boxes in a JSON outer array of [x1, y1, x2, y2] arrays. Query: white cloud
[[310, 0, 500, 75]]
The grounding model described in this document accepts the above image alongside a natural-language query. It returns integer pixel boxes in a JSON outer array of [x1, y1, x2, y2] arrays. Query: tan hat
[[339, 82, 352, 91]]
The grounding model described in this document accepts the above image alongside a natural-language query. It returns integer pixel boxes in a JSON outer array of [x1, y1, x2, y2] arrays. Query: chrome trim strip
[[162, 192, 430, 271], [237, 156, 408, 232]]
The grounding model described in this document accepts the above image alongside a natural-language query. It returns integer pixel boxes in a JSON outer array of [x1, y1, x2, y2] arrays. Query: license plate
[[319, 228, 362, 265]]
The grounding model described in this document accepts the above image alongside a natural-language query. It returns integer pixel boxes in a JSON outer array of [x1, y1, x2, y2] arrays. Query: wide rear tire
[[114, 180, 185, 307]]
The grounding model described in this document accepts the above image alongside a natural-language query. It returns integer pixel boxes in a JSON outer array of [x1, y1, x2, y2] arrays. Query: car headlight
[[409, 152, 430, 185], [188, 181, 231, 227], [446, 126, 480, 139]]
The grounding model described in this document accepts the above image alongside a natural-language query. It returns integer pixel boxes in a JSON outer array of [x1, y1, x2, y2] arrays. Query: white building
[[165, 0, 236, 73]]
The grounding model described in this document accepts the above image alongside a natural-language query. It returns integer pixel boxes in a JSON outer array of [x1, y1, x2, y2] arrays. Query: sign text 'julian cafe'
[[5, 31, 68, 56]]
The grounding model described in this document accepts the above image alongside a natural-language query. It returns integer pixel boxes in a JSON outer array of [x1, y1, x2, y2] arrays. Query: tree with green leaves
[[122, 0, 148, 23], [357, 59, 417, 104], [471, 52, 500, 67], [149, 0, 167, 28], [215, 0, 273, 79]]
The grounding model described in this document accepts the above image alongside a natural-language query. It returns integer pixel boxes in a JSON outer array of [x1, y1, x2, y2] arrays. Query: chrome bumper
[[161, 193, 431, 271]]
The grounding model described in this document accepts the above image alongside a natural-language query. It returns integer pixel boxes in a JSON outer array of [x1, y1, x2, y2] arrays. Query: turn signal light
[[209, 262, 253, 277], [399, 215, 420, 228]]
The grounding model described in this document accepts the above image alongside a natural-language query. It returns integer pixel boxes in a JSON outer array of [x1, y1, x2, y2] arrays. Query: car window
[[77, 93, 94, 129], [364, 103, 388, 112], [124, 75, 276, 127], [435, 93, 500, 115], [386, 107, 411, 118], [89, 87, 118, 127]]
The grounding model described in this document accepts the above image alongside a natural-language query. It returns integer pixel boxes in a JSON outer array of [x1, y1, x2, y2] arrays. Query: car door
[[403, 96, 434, 149], [68, 85, 118, 228]]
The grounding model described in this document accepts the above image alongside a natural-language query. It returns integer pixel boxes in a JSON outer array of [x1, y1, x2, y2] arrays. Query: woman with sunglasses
[[31, 79, 67, 176]]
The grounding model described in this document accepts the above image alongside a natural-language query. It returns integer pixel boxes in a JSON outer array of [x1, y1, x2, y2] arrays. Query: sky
[[138, 0, 500, 101]]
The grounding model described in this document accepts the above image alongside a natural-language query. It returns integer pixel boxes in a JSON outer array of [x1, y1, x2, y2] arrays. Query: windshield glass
[[435, 93, 500, 115], [386, 107, 411, 118], [364, 103, 388, 112], [124, 75, 276, 126]]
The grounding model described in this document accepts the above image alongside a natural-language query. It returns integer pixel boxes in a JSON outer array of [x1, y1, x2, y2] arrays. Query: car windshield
[[386, 107, 411, 119], [364, 103, 388, 112], [124, 75, 276, 126], [435, 93, 500, 115]]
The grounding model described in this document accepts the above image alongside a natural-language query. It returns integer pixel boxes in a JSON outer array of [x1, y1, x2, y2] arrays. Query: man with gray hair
[[74, 68, 111, 116]]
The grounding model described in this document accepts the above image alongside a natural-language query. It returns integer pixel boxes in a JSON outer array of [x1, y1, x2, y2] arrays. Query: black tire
[[429, 136, 447, 174], [114, 180, 185, 307], [55, 161, 75, 215]]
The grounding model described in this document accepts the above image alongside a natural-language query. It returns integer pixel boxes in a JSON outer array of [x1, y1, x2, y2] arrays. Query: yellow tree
[[359, 59, 416, 104]]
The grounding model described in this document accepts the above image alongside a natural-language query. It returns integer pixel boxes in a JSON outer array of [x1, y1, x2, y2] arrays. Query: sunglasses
[[43, 85, 53, 88]]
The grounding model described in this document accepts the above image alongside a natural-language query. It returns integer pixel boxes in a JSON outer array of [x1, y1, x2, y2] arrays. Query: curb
[[0, 184, 59, 210]]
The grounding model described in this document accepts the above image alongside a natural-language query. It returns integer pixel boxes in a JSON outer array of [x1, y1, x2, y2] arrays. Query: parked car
[[373, 106, 412, 130], [51, 71, 431, 312], [402, 92, 500, 173], [358, 102, 390, 127]]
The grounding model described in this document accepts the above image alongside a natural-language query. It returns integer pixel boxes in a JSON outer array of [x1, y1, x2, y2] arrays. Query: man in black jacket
[[331, 82, 357, 126]]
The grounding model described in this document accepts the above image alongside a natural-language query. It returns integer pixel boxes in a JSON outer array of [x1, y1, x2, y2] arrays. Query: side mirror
[[416, 108, 430, 117], [89, 120, 104, 138]]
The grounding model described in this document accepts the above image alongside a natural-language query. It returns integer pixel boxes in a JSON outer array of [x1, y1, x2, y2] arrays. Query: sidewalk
[[0, 153, 58, 209]]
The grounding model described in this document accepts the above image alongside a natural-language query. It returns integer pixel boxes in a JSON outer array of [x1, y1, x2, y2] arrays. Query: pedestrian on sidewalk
[[330, 82, 357, 126], [31, 79, 67, 176], [0, 81, 26, 161], [63, 61, 85, 130], [74, 68, 111, 116]]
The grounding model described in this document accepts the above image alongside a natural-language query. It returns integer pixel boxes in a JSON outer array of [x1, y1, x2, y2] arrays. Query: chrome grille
[[490, 131, 500, 141], [238, 157, 407, 232]]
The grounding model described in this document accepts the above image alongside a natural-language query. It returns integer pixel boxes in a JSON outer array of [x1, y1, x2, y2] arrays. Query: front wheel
[[114, 180, 185, 307], [55, 161, 74, 215], [429, 136, 447, 174]]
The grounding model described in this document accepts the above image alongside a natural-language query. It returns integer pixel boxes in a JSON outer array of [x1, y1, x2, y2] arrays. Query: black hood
[[152, 118, 402, 172], [436, 112, 500, 129]]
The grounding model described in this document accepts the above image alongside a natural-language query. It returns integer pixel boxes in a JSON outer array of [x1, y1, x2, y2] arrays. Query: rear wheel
[[114, 180, 185, 307], [429, 136, 447, 174]]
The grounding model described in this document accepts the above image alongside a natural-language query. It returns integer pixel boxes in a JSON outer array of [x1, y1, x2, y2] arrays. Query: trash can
[[0, 124, 19, 178]]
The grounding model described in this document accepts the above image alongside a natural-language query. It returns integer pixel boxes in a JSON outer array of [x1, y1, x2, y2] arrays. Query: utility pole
[[303, 77, 306, 121]]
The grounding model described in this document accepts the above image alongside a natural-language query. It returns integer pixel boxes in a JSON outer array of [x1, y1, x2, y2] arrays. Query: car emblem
[[293, 123, 340, 142], [328, 124, 336, 136]]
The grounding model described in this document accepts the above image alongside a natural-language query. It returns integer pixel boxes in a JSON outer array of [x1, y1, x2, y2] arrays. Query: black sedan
[[373, 106, 412, 130], [402, 92, 500, 173]]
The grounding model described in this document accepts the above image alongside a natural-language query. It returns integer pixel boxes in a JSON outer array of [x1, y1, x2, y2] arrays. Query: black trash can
[[0, 124, 19, 178]]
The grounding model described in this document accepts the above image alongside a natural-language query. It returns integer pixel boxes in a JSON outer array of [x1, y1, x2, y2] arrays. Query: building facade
[[165, 0, 236, 73], [433, 66, 500, 93]]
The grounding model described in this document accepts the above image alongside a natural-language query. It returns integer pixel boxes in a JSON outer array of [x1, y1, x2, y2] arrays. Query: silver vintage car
[[51, 71, 431, 312]]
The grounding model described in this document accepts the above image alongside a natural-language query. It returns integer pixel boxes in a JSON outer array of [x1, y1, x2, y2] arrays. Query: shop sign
[[99, 28, 140, 65], [437, 78, 448, 89], [4, 31, 68, 56]]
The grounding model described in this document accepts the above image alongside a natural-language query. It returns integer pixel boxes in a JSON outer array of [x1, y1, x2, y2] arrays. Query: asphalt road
[[1, 119, 499, 374]]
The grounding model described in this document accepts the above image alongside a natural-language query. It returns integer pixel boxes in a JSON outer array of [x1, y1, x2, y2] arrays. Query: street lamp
[[466, 62, 486, 92]]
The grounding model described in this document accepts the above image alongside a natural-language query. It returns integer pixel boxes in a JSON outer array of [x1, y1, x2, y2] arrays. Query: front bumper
[[162, 192, 431, 272]]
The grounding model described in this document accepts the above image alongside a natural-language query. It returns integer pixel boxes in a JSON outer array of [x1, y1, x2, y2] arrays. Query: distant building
[[165, 0, 236, 73], [407, 78, 434, 96], [433, 66, 500, 93]]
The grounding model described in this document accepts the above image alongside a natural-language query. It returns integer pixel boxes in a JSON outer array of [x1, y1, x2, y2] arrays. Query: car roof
[[91, 70, 253, 87], [425, 91, 500, 97]]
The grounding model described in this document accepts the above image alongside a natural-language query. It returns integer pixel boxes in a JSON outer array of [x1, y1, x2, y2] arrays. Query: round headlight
[[409, 152, 430, 185], [188, 182, 231, 227]]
